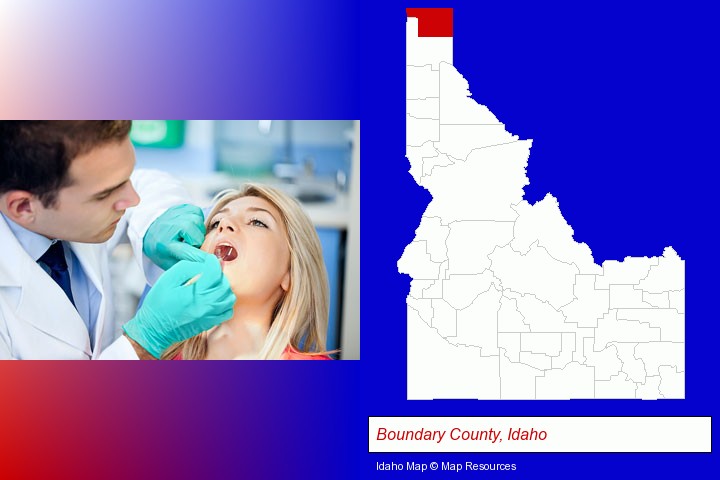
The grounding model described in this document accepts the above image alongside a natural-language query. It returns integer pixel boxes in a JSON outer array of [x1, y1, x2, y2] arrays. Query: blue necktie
[[39, 241, 76, 307]]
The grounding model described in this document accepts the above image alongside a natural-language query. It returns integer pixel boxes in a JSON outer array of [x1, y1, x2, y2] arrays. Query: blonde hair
[[161, 183, 330, 360]]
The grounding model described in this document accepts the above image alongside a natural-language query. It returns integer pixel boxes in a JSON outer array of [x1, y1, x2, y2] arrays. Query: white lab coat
[[0, 169, 192, 360]]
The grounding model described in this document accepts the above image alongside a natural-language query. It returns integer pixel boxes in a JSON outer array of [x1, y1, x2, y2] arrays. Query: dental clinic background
[[1, 1, 717, 480]]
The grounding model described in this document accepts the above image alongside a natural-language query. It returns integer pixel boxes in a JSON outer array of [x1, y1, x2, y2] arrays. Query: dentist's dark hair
[[0, 121, 132, 207]]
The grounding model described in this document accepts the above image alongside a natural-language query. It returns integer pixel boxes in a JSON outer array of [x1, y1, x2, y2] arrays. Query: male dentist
[[0, 121, 235, 359]]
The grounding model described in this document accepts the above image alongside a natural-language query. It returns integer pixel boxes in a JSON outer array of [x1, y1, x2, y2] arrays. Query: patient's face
[[201, 196, 290, 307]]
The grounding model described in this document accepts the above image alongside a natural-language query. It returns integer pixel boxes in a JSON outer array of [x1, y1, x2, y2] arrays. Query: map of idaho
[[399, 8, 685, 400]]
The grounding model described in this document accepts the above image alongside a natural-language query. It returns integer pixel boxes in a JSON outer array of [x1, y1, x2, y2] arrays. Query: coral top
[[173, 345, 332, 360], [281, 345, 332, 360]]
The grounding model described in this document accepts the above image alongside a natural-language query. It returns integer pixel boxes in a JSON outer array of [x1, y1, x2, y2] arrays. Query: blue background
[[1, 0, 717, 478]]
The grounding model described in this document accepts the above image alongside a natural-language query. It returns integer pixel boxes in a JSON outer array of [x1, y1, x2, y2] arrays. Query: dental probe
[[182, 258, 226, 287], [183, 246, 229, 287], [183, 273, 202, 286]]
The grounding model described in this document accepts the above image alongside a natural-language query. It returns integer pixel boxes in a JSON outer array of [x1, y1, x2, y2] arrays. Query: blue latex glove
[[143, 204, 207, 271], [123, 254, 235, 358]]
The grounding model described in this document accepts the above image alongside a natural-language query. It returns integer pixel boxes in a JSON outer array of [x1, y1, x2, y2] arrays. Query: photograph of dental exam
[[161, 184, 334, 360], [0, 120, 359, 360]]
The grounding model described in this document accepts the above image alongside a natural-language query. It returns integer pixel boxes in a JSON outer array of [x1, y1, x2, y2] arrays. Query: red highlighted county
[[406, 8, 453, 37]]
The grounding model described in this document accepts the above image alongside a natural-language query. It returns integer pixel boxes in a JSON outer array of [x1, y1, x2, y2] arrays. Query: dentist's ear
[[2, 190, 37, 226]]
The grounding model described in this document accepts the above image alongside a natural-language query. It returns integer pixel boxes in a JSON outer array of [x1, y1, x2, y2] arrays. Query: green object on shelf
[[131, 120, 185, 148]]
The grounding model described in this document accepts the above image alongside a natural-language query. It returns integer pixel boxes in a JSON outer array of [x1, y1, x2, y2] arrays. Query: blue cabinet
[[316, 227, 343, 352]]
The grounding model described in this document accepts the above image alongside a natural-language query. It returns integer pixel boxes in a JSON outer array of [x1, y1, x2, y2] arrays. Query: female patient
[[162, 184, 331, 360]]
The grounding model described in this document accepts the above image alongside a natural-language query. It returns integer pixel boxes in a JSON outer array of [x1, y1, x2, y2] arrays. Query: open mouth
[[214, 243, 238, 262]]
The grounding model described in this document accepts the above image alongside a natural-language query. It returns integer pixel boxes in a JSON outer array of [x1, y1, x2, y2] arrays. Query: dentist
[[0, 121, 235, 359]]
